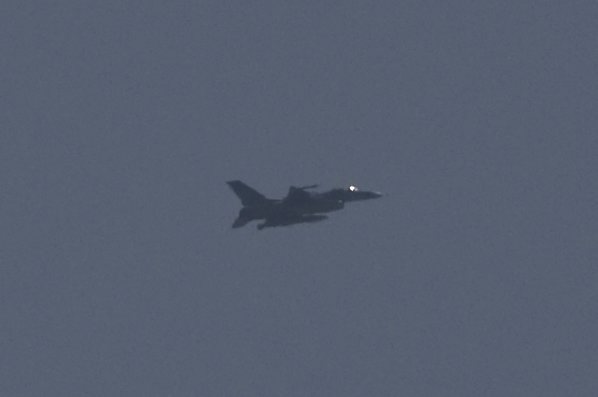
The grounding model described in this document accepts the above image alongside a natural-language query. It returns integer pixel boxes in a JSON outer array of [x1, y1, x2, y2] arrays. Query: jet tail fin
[[227, 180, 268, 207]]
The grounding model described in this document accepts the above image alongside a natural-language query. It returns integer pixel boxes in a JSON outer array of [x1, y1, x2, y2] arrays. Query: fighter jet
[[227, 180, 344, 229], [227, 180, 382, 230]]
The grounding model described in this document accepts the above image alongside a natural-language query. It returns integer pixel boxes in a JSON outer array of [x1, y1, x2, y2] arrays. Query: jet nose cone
[[364, 191, 383, 199]]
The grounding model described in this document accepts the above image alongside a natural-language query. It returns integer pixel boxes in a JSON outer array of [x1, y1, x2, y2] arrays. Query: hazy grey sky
[[2, 1, 597, 396]]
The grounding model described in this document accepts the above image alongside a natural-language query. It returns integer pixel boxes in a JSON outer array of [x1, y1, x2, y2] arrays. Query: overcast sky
[[2, 1, 597, 396]]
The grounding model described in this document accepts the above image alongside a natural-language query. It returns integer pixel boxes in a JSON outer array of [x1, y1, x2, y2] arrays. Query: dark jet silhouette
[[227, 181, 344, 229], [227, 180, 382, 230]]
